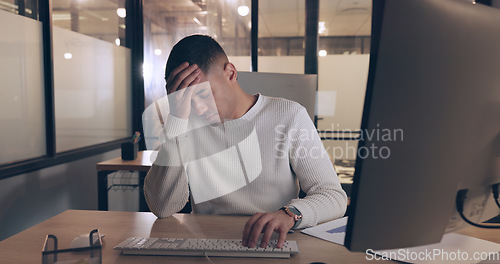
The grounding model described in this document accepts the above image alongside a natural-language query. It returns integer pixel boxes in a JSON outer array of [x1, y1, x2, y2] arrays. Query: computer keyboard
[[114, 237, 299, 258]]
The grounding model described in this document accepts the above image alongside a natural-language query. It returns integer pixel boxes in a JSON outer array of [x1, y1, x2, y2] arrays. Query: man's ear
[[224, 62, 238, 83]]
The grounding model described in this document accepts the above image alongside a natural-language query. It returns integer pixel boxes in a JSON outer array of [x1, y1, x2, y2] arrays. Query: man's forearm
[[288, 185, 347, 229], [144, 164, 189, 218]]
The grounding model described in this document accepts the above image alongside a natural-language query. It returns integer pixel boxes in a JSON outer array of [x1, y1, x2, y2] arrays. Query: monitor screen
[[345, 0, 500, 251]]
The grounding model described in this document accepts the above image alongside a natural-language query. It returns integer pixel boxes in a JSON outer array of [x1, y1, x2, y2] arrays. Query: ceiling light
[[64, 53, 72, 59], [154, 49, 162, 56], [318, 50, 327, 57], [52, 14, 71, 21], [116, 8, 126, 18], [238, 5, 249, 16], [318, 21, 326, 34]]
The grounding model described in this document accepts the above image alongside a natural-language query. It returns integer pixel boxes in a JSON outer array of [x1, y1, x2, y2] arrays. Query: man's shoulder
[[259, 95, 306, 114]]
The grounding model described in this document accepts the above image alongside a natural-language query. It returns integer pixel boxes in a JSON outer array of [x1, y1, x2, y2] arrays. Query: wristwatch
[[281, 205, 302, 229]]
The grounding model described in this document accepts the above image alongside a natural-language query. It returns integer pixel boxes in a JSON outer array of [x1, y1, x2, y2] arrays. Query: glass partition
[[0, 10, 46, 164], [213, 0, 252, 72], [317, 0, 372, 163], [52, 0, 125, 45], [0, 0, 38, 19], [258, 0, 305, 74], [0, 0, 16, 13], [52, 0, 131, 152], [143, 0, 251, 107]]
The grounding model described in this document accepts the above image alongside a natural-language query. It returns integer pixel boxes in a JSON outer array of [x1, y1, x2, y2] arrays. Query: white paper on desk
[[371, 233, 500, 264], [301, 216, 348, 245]]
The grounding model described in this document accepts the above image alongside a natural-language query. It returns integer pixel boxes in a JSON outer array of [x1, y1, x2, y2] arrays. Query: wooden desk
[[96, 151, 154, 211], [1, 210, 499, 264], [0, 210, 370, 263]]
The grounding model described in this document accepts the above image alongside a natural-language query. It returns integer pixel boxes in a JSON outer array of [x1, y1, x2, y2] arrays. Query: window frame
[[0, 0, 144, 180]]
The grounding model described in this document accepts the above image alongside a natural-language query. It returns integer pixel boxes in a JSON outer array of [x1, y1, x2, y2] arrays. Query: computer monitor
[[345, 0, 500, 251]]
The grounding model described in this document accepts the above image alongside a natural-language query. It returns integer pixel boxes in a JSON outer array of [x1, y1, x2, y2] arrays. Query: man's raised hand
[[166, 62, 201, 119]]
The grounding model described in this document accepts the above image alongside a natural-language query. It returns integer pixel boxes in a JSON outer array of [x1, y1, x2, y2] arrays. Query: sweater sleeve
[[143, 114, 190, 218], [287, 108, 348, 229]]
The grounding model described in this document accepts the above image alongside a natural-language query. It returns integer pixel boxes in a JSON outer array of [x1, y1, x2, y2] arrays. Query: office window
[[258, 0, 305, 74], [0, 0, 17, 13], [52, 0, 125, 45], [210, 0, 252, 71], [142, 0, 251, 106], [0, 0, 38, 19], [317, 0, 372, 162], [0, 10, 46, 164], [52, 0, 131, 152]]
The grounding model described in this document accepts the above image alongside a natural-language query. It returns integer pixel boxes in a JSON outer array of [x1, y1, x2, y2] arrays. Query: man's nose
[[192, 99, 208, 115]]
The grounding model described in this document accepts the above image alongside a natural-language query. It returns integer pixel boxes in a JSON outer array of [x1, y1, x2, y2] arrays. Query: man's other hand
[[166, 62, 201, 119], [241, 210, 295, 249]]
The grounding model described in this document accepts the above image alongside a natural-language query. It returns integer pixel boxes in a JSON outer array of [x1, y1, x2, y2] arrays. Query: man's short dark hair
[[165, 34, 228, 80]]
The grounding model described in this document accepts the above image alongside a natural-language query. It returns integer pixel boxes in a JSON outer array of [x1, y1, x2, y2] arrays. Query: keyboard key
[[168, 243, 178, 249]]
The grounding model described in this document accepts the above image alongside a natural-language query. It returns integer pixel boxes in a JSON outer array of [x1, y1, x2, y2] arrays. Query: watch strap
[[281, 206, 302, 229]]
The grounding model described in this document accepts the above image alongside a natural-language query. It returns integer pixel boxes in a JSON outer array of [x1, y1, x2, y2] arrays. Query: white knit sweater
[[144, 94, 347, 229]]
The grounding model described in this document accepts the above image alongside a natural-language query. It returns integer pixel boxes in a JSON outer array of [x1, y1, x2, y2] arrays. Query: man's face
[[191, 63, 233, 123], [189, 81, 221, 124]]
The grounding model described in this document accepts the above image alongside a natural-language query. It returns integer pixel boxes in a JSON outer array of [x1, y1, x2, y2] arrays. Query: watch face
[[288, 206, 301, 217]]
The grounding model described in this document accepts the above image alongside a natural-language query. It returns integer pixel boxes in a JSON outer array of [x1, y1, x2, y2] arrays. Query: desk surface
[[96, 150, 154, 171], [0, 210, 371, 263], [1, 210, 499, 264]]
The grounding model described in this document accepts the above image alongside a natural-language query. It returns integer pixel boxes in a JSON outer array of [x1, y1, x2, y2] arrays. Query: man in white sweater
[[144, 34, 347, 249]]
